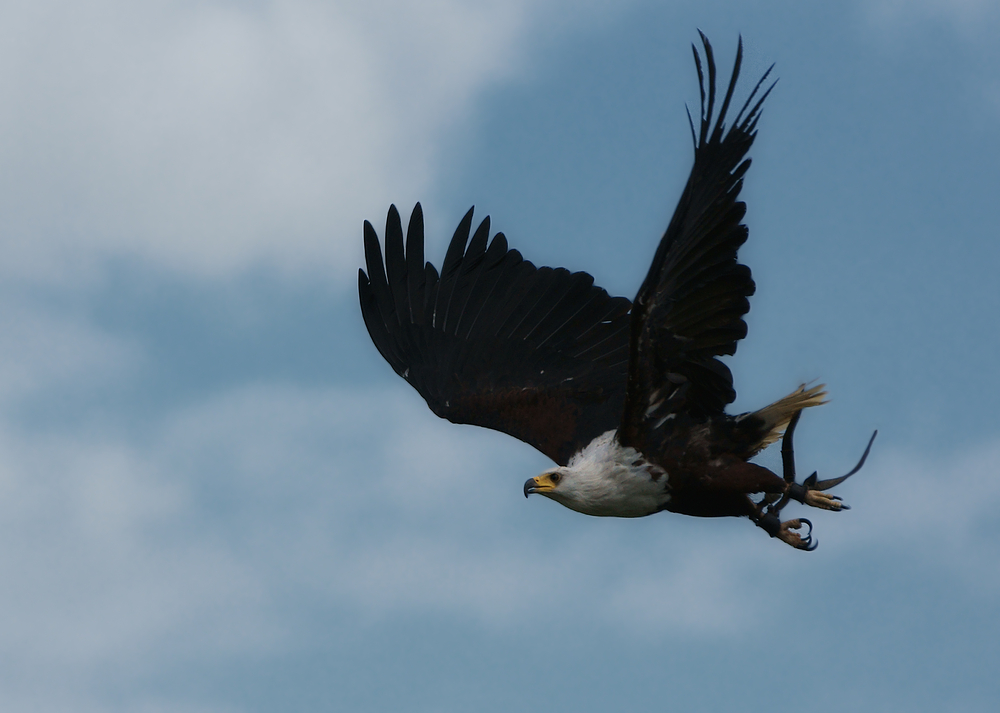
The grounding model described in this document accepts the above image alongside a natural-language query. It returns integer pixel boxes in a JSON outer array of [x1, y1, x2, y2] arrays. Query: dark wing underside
[[359, 204, 631, 465], [619, 34, 775, 454]]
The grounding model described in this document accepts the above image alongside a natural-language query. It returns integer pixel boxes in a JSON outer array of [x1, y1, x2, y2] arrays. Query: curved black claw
[[798, 518, 816, 550], [778, 517, 817, 551]]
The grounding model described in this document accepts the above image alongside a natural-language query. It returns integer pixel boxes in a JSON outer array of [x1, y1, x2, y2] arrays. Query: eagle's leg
[[767, 408, 877, 516], [752, 410, 875, 550]]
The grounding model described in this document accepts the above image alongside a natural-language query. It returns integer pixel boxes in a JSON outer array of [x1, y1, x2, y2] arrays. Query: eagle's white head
[[522, 431, 670, 518]]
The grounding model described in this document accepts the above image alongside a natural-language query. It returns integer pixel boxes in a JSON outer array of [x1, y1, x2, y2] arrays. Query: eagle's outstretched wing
[[359, 203, 631, 465], [619, 34, 775, 452]]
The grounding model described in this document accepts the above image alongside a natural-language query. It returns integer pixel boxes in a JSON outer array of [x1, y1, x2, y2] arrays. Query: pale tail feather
[[749, 383, 828, 455]]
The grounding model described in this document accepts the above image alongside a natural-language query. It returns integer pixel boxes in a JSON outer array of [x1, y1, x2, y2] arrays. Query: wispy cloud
[[837, 441, 1000, 588], [0, 302, 139, 402], [2, 353, 999, 707], [0, 0, 628, 284], [7, 377, 999, 655]]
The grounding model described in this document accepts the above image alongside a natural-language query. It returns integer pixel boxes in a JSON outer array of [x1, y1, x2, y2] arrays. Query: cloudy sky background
[[1, 0, 999, 711]]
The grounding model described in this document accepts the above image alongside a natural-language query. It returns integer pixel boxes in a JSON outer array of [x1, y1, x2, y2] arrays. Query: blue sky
[[1, 1, 999, 711]]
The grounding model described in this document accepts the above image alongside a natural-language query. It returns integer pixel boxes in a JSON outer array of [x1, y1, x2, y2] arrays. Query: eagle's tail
[[745, 383, 828, 457]]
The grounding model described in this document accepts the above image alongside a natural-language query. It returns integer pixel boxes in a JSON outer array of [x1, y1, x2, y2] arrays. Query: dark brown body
[[662, 457, 784, 518]]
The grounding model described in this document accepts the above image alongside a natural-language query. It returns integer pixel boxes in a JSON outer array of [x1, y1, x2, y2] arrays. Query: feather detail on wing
[[619, 33, 776, 452], [359, 203, 632, 465]]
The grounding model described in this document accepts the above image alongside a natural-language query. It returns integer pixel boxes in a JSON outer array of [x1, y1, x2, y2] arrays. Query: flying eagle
[[358, 34, 875, 549]]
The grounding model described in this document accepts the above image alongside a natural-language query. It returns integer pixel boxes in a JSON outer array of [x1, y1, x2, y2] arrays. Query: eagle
[[358, 34, 875, 549]]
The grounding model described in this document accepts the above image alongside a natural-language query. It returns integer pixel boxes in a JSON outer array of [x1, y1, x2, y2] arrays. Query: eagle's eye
[[550, 472, 561, 484]]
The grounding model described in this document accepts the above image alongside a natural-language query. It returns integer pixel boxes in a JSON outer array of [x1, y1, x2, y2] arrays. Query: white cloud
[[0, 429, 279, 661], [0, 0, 629, 285], [835, 441, 1000, 588], [0, 301, 139, 402], [3, 371, 1000, 709], [0, 372, 1000, 656]]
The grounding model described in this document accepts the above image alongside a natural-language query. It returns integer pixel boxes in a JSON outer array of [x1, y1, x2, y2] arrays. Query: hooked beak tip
[[523, 477, 537, 498]]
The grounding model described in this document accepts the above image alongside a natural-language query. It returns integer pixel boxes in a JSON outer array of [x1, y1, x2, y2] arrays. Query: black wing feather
[[405, 205, 426, 324], [359, 203, 632, 465], [619, 35, 775, 452]]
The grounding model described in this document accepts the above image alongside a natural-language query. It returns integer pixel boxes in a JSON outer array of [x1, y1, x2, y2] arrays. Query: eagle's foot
[[771, 408, 877, 517], [787, 480, 849, 511], [753, 512, 816, 551], [805, 489, 847, 510], [777, 518, 816, 550]]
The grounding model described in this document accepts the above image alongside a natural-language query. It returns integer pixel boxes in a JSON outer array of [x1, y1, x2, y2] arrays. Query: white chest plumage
[[547, 431, 671, 518]]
